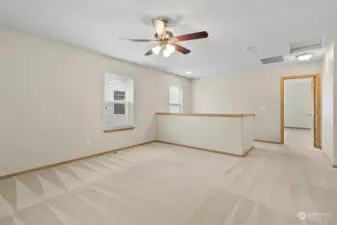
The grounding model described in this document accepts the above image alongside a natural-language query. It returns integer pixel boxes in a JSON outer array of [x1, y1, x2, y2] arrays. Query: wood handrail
[[155, 112, 255, 117]]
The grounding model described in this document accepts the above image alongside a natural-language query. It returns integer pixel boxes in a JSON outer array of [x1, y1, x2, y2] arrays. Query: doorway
[[280, 74, 321, 148]]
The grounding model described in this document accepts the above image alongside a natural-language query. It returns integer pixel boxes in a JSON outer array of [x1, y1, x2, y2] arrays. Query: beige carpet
[[0, 138, 337, 225]]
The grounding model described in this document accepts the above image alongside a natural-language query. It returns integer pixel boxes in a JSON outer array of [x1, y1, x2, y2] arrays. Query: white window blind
[[104, 73, 134, 129], [169, 86, 183, 113]]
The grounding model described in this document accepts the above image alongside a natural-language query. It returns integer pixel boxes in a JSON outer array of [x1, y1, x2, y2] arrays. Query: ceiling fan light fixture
[[163, 50, 172, 58], [152, 45, 162, 55], [163, 44, 176, 57], [296, 53, 314, 61], [166, 44, 175, 54]]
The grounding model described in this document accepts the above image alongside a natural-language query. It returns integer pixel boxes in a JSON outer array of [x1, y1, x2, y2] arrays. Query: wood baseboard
[[284, 127, 311, 130], [103, 127, 135, 133], [243, 146, 254, 157], [0, 140, 155, 181], [0, 140, 256, 180], [255, 139, 283, 144], [321, 151, 333, 167], [155, 140, 253, 158]]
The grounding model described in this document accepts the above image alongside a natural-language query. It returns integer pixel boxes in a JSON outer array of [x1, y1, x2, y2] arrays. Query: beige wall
[[0, 28, 192, 176], [192, 62, 321, 142], [321, 44, 335, 164], [156, 115, 255, 155]]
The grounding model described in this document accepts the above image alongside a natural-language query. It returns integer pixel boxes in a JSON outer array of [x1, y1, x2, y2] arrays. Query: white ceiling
[[0, 0, 336, 77]]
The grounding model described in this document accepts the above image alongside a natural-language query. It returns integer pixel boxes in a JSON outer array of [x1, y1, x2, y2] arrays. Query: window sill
[[103, 127, 135, 133]]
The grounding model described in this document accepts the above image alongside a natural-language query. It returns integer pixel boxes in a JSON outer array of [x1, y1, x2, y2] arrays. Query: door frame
[[280, 73, 321, 147]]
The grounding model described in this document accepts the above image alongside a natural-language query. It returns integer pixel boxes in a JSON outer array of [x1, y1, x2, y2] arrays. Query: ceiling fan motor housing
[[153, 19, 169, 40]]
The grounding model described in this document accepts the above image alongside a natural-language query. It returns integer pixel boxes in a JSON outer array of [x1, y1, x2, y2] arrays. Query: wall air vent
[[290, 39, 322, 54], [260, 56, 284, 64]]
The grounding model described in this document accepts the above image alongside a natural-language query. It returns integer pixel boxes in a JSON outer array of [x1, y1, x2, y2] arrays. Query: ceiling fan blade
[[145, 49, 153, 56], [171, 43, 191, 54], [121, 38, 155, 42], [174, 31, 208, 42]]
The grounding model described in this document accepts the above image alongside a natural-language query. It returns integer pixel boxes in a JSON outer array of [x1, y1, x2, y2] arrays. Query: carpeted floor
[[0, 137, 337, 225], [284, 127, 313, 149]]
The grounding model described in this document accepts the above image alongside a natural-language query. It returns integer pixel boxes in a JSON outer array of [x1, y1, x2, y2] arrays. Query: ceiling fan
[[122, 19, 208, 57]]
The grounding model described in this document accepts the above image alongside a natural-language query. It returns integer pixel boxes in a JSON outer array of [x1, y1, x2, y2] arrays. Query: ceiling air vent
[[290, 39, 322, 54], [260, 56, 284, 64]]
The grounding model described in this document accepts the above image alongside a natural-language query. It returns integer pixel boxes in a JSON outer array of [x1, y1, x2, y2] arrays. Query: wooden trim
[[0, 140, 155, 180], [242, 146, 255, 157], [0, 140, 256, 180], [313, 75, 322, 149], [241, 114, 256, 117], [155, 140, 253, 158], [104, 127, 135, 133], [284, 127, 311, 130], [280, 77, 285, 144], [255, 139, 283, 144], [280, 73, 321, 146], [314, 148, 336, 169], [321, 151, 333, 167], [282, 73, 320, 80], [155, 112, 256, 118]]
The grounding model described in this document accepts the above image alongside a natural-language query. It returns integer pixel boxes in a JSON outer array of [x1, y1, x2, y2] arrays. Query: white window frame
[[104, 73, 134, 130], [169, 86, 183, 113]]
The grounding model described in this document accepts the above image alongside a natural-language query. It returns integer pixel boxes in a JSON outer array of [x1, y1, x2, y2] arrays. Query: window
[[169, 86, 183, 113], [104, 73, 134, 130]]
